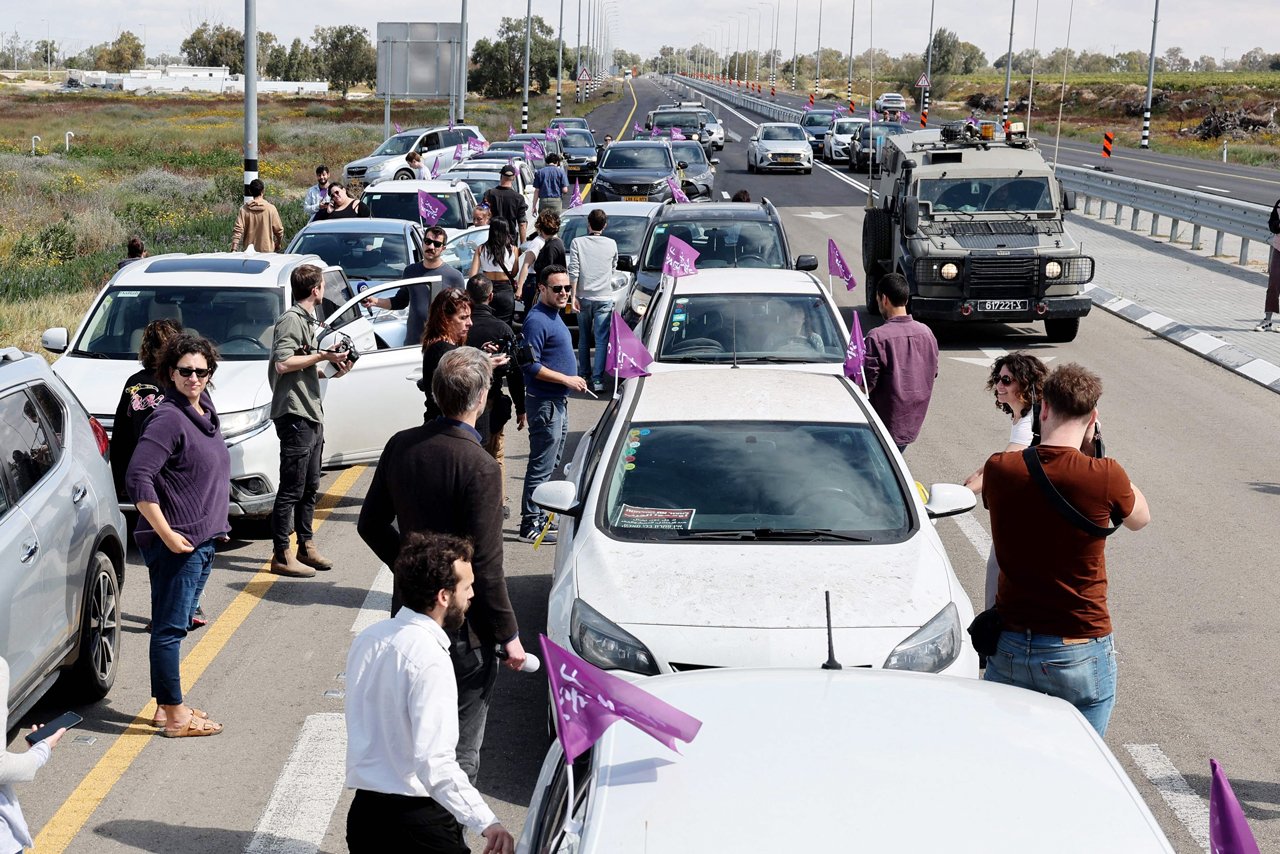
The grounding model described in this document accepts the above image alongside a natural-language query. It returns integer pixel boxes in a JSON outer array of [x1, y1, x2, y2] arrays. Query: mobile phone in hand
[[25, 712, 82, 745]]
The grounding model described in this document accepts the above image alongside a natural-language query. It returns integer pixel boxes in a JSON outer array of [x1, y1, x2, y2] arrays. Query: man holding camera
[[464, 276, 526, 513], [981, 363, 1150, 736], [268, 264, 352, 578]]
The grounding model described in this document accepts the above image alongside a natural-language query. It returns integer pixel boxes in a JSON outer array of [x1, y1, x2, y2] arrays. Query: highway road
[[11, 76, 1280, 853], [718, 77, 1280, 207]]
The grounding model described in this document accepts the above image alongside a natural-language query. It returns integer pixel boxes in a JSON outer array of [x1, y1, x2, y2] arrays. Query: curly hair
[[159, 333, 219, 389], [986, 351, 1049, 417], [137, 318, 184, 373], [423, 287, 472, 347], [394, 532, 474, 615], [535, 209, 561, 236]]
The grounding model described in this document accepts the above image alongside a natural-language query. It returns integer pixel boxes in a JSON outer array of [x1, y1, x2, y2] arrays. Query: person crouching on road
[[982, 363, 1151, 737], [268, 264, 352, 578], [862, 273, 939, 453], [231, 178, 284, 253], [125, 334, 229, 738], [345, 532, 515, 854]]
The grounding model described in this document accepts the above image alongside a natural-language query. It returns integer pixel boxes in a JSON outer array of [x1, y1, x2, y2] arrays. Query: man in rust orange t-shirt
[[982, 363, 1150, 736]]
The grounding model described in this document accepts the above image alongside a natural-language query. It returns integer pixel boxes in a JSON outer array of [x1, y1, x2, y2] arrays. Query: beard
[[442, 597, 467, 633]]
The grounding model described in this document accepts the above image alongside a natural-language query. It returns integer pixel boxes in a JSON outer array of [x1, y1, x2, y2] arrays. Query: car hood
[[574, 535, 953, 630], [346, 154, 398, 171], [562, 144, 598, 158], [52, 355, 272, 422], [596, 168, 673, 183], [757, 139, 811, 154]]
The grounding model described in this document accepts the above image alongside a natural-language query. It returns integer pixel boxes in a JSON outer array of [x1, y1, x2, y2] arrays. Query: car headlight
[[220, 404, 271, 441], [611, 271, 631, 290], [883, 602, 962, 673], [1044, 260, 1063, 279], [594, 179, 613, 191], [940, 262, 960, 281], [651, 181, 668, 193], [571, 599, 659, 674]]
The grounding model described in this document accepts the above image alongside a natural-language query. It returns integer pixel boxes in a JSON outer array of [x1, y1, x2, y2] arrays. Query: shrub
[[122, 168, 212, 202], [12, 221, 78, 264]]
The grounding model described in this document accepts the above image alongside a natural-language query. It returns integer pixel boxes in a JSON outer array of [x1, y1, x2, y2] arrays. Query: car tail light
[[89, 416, 110, 460]]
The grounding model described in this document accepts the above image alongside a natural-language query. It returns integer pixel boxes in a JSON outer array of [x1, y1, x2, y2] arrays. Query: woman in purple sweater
[[125, 334, 230, 738]]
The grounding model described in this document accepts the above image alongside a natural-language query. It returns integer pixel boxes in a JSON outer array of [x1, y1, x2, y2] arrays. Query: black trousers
[[346, 790, 467, 854], [271, 415, 323, 553]]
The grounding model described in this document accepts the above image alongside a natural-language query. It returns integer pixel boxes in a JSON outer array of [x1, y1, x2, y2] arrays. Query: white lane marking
[[952, 513, 992, 558], [1123, 744, 1211, 850], [797, 211, 840, 220], [351, 565, 394, 634], [1196, 185, 1229, 194], [244, 713, 348, 854]]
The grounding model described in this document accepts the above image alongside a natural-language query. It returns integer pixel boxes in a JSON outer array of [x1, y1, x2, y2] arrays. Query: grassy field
[[0, 84, 619, 355]]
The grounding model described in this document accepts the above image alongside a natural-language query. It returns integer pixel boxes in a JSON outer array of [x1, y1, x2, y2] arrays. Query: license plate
[[623, 195, 649, 201], [778, 155, 798, 163], [979, 299, 1029, 312]]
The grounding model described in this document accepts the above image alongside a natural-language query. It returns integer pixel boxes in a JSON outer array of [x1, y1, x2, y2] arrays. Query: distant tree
[[32, 40, 57, 69], [283, 38, 318, 81], [148, 52, 184, 67], [1238, 47, 1269, 71], [468, 16, 561, 99], [1075, 50, 1113, 73], [613, 49, 641, 73], [955, 41, 987, 73], [925, 28, 961, 74], [65, 43, 105, 70], [103, 31, 145, 72], [1163, 46, 1190, 72], [312, 25, 376, 97], [181, 22, 245, 72], [1114, 50, 1149, 73], [1271, 57, 1280, 72], [1194, 55, 1218, 72]]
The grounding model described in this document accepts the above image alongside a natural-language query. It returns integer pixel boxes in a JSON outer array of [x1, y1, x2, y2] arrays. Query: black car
[[622, 199, 819, 321], [850, 123, 912, 172], [559, 128, 601, 181], [800, 109, 839, 153], [590, 141, 681, 204], [669, 140, 717, 202]]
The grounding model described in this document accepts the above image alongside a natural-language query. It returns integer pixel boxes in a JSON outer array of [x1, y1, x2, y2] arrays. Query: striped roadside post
[[921, 89, 930, 128], [1099, 131, 1115, 172], [521, 99, 529, 133], [1141, 109, 1151, 149]]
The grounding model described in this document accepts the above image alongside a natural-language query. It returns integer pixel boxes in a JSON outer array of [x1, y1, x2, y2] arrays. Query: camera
[[495, 334, 522, 362], [328, 336, 360, 365]]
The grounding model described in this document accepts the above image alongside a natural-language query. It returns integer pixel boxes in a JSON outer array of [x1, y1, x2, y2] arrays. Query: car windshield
[[761, 125, 806, 141], [698, 110, 718, 125], [642, 220, 786, 271], [919, 176, 1055, 213], [860, 124, 910, 142], [364, 190, 469, 230], [801, 112, 834, 128], [551, 118, 588, 129], [833, 119, 864, 134], [291, 231, 412, 282], [371, 133, 419, 157], [74, 286, 283, 360], [561, 129, 596, 148], [453, 175, 500, 200], [561, 215, 651, 256], [658, 294, 843, 363], [601, 420, 910, 540], [653, 113, 701, 130], [442, 228, 489, 273], [671, 142, 708, 167], [601, 147, 673, 170]]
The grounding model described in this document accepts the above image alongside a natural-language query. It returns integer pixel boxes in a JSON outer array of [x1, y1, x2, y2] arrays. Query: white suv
[[875, 92, 908, 113], [43, 253, 430, 518], [343, 125, 486, 192]]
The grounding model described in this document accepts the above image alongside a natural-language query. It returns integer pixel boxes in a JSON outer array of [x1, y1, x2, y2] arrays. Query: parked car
[[548, 117, 590, 132], [590, 141, 680, 204], [558, 128, 602, 182], [443, 158, 537, 229], [285, 218, 425, 292], [343, 125, 484, 192], [440, 226, 489, 275], [0, 348, 127, 721], [519, 668, 1176, 853], [669, 140, 717, 202], [558, 202, 665, 318], [532, 369, 981, 677], [640, 269, 848, 372], [746, 123, 813, 174], [799, 108, 839, 153], [850, 122, 912, 172], [875, 92, 908, 113], [497, 133, 563, 170], [43, 253, 426, 518], [359, 179, 478, 239], [823, 116, 869, 163]]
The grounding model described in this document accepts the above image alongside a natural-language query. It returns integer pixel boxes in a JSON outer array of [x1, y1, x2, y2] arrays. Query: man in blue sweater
[[518, 265, 586, 543]]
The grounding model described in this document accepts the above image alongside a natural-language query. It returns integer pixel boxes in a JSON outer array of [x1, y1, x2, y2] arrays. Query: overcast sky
[[13, 0, 1274, 69]]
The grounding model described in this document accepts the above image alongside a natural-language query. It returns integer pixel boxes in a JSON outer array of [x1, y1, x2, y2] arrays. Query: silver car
[[0, 348, 126, 721], [746, 123, 814, 174]]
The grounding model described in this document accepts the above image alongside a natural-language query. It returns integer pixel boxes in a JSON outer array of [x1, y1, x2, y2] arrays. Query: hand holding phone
[[26, 712, 82, 746]]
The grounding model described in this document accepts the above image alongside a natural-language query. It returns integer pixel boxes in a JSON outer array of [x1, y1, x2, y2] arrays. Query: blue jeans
[[142, 538, 216, 706], [984, 630, 1118, 736], [520, 395, 569, 533], [577, 298, 614, 384]]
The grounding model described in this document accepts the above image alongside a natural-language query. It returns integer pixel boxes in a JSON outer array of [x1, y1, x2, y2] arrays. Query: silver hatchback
[[0, 348, 126, 721]]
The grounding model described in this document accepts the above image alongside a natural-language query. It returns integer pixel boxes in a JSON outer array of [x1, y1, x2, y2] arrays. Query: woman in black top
[[469, 219, 520, 323], [110, 318, 184, 499], [420, 289, 474, 421], [314, 182, 369, 220]]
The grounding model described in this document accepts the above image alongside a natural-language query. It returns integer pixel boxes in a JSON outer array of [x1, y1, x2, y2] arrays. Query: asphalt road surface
[[12, 76, 1280, 853]]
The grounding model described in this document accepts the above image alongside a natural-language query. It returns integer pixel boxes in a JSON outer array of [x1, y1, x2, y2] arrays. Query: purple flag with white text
[[453, 144, 464, 161], [666, 178, 690, 204], [633, 122, 644, 135], [393, 121, 402, 133], [1210, 760, 1261, 854], [467, 138, 488, 153], [844, 310, 867, 382], [541, 635, 701, 764], [662, 234, 699, 278], [827, 239, 857, 290], [605, 311, 654, 379], [430, 156, 441, 179], [568, 181, 583, 209], [417, 191, 446, 226], [670, 126, 685, 140]]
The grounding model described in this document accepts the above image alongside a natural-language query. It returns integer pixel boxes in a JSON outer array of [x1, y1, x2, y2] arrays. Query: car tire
[[803, 167, 812, 175], [394, 169, 414, 180], [747, 157, 755, 173], [1045, 317, 1081, 343], [63, 549, 121, 703]]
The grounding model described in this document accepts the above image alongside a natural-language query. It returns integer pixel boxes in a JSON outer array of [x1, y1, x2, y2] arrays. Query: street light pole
[[243, 0, 258, 204], [575, 0, 582, 103], [459, 0, 470, 121], [791, 0, 799, 90], [555, 0, 564, 115], [814, 0, 823, 98], [846, 0, 855, 107], [521, 0, 532, 131], [922, 0, 934, 126], [1142, 0, 1160, 149], [1001, 0, 1016, 126]]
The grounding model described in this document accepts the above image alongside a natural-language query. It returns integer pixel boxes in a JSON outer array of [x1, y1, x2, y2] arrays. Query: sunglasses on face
[[547, 285, 572, 293], [175, 366, 213, 379], [997, 375, 1015, 386], [424, 239, 445, 248]]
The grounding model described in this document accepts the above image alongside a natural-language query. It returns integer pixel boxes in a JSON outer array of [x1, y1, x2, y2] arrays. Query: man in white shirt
[[567, 208, 619, 393], [345, 532, 515, 854], [302, 165, 331, 220]]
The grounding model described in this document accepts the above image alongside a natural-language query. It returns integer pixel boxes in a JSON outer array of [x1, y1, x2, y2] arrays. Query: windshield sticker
[[618, 504, 696, 530], [639, 428, 651, 435], [671, 311, 687, 322], [115, 291, 140, 298], [675, 298, 689, 304]]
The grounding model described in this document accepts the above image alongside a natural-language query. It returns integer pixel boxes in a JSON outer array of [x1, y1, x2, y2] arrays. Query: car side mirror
[[924, 483, 977, 519], [616, 254, 637, 273], [677, 160, 688, 170], [750, 136, 759, 143], [1062, 189, 1077, 211], [644, 121, 652, 130], [710, 157, 720, 165], [903, 199, 920, 235], [795, 254, 818, 272], [41, 327, 68, 354], [532, 480, 580, 517]]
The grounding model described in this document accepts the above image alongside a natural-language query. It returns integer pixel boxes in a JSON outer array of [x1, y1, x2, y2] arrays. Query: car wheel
[[64, 550, 121, 702], [394, 169, 414, 180], [1045, 317, 1081, 343], [747, 157, 755, 174], [803, 167, 812, 175]]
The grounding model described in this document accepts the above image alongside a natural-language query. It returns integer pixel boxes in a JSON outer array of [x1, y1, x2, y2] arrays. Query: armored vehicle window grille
[[968, 257, 1038, 287], [940, 220, 1061, 237]]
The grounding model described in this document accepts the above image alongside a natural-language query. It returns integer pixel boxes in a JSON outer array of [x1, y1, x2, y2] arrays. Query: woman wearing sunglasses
[[125, 334, 230, 738], [314, 182, 369, 220], [963, 351, 1049, 608]]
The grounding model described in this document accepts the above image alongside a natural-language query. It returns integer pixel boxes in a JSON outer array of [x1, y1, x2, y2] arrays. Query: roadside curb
[[1084, 282, 1280, 394]]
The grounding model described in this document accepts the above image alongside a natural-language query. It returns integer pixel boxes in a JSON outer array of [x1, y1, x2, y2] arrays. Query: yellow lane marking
[[35, 465, 368, 853], [580, 78, 640, 202]]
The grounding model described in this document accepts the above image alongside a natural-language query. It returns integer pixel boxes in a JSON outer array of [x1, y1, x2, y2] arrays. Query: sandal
[[151, 707, 209, 728], [160, 714, 223, 738]]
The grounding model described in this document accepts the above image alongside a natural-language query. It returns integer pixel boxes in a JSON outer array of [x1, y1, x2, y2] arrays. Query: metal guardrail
[[670, 74, 803, 125], [1055, 166, 1272, 264]]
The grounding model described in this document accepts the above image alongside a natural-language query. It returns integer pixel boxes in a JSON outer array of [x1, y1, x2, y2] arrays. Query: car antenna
[[821, 591, 843, 670]]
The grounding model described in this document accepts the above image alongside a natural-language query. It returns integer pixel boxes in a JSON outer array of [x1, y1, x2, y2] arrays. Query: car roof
[[606, 139, 672, 150], [0, 348, 54, 385], [653, 202, 778, 223], [560, 201, 664, 218], [362, 179, 469, 195], [628, 369, 866, 424], [581, 669, 1172, 853], [291, 217, 416, 235], [758, 121, 803, 129], [110, 251, 325, 288], [391, 124, 481, 137], [664, 268, 824, 294]]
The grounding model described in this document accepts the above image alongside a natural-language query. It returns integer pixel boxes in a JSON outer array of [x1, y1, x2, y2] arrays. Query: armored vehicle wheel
[[862, 208, 893, 276]]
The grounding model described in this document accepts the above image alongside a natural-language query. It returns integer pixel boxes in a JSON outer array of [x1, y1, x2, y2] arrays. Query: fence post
[[1099, 200, 1109, 220], [1190, 223, 1203, 250], [1130, 208, 1141, 231], [1214, 231, 1225, 256], [1239, 240, 1249, 265], [1113, 204, 1124, 226], [1083, 195, 1093, 215], [1169, 219, 1180, 242], [1149, 214, 1160, 237]]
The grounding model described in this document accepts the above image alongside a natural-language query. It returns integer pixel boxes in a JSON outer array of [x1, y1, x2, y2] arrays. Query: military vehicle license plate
[[979, 300, 1028, 312]]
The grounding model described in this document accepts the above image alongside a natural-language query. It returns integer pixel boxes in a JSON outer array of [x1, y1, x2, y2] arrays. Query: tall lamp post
[[1141, 0, 1160, 149], [555, 0, 565, 115], [846, 0, 855, 107], [814, 0, 824, 98], [790, 0, 799, 90], [922, 0, 935, 127], [243, 0, 258, 204], [521, 0, 532, 131], [1001, 0, 1016, 126]]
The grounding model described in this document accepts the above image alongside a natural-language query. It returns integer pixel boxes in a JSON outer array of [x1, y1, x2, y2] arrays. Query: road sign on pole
[[578, 67, 590, 82], [915, 73, 930, 89]]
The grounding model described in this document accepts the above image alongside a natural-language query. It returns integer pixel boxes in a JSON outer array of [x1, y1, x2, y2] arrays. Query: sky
[[10, 0, 1276, 70]]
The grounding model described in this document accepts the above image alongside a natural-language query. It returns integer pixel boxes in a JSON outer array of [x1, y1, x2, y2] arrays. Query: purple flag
[[541, 635, 700, 763], [670, 126, 686, 140], [633, 122, 644, 134], [568, 180, 583, 209], [1210, 760, 1261, 854], [448, 116, 455, 131], [508, 124, 516, 139], [662, 234, 699, 278], [650, 126, 661, 137], [467, 137, 488, 153], [605, 311, 654, 378], [827, 239, 857, 290], [393, 121, 402, 133], [869, 109, 880, 122], [666, 177, 690, 204], [417, 190, 446, 226], [430, 156, 441, 179], [453, 143, 464, 161], [844, 310, 867, 382], [900, 112, 912, 123]]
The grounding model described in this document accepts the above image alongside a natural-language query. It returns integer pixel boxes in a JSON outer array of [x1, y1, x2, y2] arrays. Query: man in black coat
[[357, 346, 527, 784]]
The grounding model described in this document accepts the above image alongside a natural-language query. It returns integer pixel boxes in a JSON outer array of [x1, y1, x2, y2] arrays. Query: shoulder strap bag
[[1021, 448, 1122, 538]]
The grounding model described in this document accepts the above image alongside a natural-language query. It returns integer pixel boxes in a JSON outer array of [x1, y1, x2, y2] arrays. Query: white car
[[822, 116, 869, 163], [532, 369, 980, 678], [42, 253, 431, 517], [342, 124, 484, 192], [640, 269, 848, 372], [519, 668, 1176, 853], [359, 179, 478, 241], [746, 123, 813, 174], [875, 92, 908, 113], [442, 158, 537, 230]]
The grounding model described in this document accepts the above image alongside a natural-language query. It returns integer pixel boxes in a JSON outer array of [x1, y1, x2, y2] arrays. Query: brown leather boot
[[270, 549, 316, 578], [296, 541, 333, 571]]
